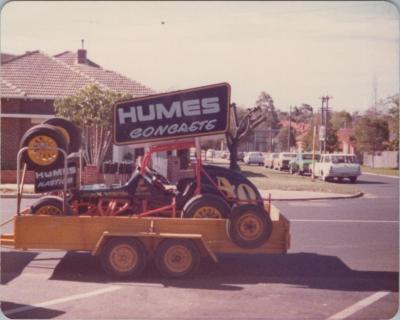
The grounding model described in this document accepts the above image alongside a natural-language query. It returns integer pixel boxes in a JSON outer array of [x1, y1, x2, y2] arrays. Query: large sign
[[34, 162, 77, 193], [113, 83, 231, 145]]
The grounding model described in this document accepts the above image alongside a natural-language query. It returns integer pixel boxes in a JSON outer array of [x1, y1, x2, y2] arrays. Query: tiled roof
[[1, 53, 17, 64], [1, 50, 155, 99]]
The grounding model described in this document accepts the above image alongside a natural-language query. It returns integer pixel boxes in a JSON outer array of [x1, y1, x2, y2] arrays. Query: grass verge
[[239, 164, 360, 195], [361, 166, 399, 177]]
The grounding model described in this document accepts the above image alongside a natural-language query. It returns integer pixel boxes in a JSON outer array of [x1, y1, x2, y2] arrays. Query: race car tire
[[31, 196, 70, 215], [20, 124, 68, 170], [226, 204, 272, 249], [44, 117, 82, 153], [181, 193, 231, 219]]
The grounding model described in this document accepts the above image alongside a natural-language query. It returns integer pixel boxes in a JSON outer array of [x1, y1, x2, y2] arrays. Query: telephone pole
[[319, 95, 332, 154]]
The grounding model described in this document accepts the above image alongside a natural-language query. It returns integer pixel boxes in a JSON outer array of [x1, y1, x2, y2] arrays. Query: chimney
[[77, 49, 87, 64], [77, 39, 86, 64]]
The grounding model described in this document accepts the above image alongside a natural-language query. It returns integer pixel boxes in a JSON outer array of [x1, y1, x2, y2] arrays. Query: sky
[[1, 1, 399, 113]]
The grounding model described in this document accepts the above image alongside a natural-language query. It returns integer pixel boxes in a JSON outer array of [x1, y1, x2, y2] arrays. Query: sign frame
[[112, 82, 231, 146]]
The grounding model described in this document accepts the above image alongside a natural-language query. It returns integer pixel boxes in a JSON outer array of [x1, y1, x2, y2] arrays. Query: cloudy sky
[[1, 1, 398, 112]]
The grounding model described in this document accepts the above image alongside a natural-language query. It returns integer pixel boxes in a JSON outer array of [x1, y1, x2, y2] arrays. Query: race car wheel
[[154, 239, 200, 278], [181, 193, 230, 219], [100, 237, 147, 278], [20, 124, 68, 170], [226, 204, 272, 249], [44, 118, 82, 153], [31, 196, 66, 215]]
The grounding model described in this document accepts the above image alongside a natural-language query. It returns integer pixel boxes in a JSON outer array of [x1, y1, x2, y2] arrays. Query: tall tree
[[354, 116, 389, 165], [54, 84, 132, 168], [291, 104, 314, 123], [384, 94, 399, 151], [226, 92, 277, 170], [276, 126, 297, 151], [331, 110, 353, 130]]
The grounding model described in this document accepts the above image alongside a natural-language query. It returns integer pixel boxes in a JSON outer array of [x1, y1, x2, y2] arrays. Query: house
[[337, 128, 355, 154], [1, 49, 155, 182], [280, 120, 310, 152]]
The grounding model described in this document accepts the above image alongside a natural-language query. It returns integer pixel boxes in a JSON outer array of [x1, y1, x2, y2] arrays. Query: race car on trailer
[[2, 83, 290, 278]]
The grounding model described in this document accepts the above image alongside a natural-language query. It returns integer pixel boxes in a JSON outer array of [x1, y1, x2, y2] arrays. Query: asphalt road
[[1, 173, 398, 319]]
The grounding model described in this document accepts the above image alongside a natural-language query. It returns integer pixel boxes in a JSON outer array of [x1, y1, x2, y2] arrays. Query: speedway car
[[20, 118, 272, 249]]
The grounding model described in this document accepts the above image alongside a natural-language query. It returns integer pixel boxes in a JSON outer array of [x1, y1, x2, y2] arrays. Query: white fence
[[363, 151, 399, 168]]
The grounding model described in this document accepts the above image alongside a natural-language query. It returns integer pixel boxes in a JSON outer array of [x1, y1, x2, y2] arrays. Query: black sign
[[34, 162, 77, 193], [113, 83, 231, 145]]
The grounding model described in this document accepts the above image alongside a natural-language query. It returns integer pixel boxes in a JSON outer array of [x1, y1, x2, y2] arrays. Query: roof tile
[[1, 50, 155, 99]]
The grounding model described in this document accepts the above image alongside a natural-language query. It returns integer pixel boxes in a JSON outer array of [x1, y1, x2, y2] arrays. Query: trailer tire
[[154, 239, 200, 278], [20, 124, 68, 170], [100, 237, 147, 278], [181, 193, 230, 219], [31, 196, 69, 215], [226, 204, 272, 249], [44, 118, 81, 153]]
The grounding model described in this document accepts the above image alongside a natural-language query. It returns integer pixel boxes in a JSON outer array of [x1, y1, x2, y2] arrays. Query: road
[[1, 173, 398, 319]]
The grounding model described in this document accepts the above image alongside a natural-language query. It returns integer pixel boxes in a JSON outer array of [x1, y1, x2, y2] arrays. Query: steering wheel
[[146, 167, 172, 185]]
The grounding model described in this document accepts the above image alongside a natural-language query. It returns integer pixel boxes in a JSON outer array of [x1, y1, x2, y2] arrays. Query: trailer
[[1, 203, 289, 278], [3, 83, 290, 278]]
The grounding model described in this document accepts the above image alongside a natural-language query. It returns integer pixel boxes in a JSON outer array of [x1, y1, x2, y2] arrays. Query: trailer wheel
[[227, 204, 272, 249], [100, 237, 147, 278], [20, 124, 68, 170], [31, 196, 66, 215], [181, 194, 230, 219], [44, 118, 81, 153], [154, 239, 200, 278]]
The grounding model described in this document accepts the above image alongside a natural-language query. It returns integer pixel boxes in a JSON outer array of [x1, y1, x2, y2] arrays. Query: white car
[[244, 152, 264, 165], [313, 153, 361, 182]]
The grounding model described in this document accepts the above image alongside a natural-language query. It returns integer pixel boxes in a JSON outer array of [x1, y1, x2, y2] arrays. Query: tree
[[291, 104, 314, 123], [226, 92, 277, 170], [325, 128, 339, 153], [354, 116, 389, 166], [384, 94, 399, 151], [276, 126, 297, 151], [331, 110, 353, 131], [54, 84, 132, 169]]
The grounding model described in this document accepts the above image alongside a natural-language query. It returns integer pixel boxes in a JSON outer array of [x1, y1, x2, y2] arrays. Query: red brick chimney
[[77, 49, 87, 64]]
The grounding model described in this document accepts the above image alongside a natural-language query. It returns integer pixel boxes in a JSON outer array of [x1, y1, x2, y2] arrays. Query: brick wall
[[1, 98, 55, 170], [82, 165, 104, 184], [1, 170, 35, 184], [1, 117, 34, 170]]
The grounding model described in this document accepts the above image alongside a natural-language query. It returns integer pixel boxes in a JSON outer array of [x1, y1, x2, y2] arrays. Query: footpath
[[0, 184, 363, 201]]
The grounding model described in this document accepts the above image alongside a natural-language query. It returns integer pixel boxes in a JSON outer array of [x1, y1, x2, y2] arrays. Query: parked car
[[264, 153, 279, 169], [206, 149, 215, 159], [244, 152, 264, 165], [273, 153, 297, 171], [289, 153, 320, 175], [221, 151, 230, 159], [312, 153, 361, 182], [237, 151, 245, 162]]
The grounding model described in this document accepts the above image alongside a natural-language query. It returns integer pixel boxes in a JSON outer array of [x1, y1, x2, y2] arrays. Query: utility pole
[[287, 105, 292, 152], [319, 97, 325, 154], [319, 95, 332, 154], [324, 95, 332, 154]]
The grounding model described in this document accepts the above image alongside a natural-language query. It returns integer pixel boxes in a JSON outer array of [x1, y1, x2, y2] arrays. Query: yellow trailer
[[1, 203, 290, 278]]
